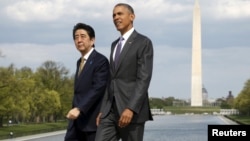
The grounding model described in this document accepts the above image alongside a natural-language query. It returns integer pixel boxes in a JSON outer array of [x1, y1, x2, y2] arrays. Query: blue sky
[[0, 0, 250, 100]]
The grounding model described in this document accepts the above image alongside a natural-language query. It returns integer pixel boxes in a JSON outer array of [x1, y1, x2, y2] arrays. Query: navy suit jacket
[[66, 49, 109, 134], [100, 30, 153, 123]]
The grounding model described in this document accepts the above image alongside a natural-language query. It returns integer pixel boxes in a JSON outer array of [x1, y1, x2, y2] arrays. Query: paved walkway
[[0, 130, 66, 141], [218, 115, 238, 125]]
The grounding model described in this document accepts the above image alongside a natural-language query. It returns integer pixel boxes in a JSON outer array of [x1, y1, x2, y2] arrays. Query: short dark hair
[[72, 23, 95, 47], [115, 3, 134, 14]]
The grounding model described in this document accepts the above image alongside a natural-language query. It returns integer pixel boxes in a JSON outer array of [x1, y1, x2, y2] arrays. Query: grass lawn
[[226, 115, 250, 125], [0, 121, 67, 140]]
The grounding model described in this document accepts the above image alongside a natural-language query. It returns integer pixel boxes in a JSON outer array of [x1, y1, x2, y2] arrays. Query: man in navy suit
[[95, 3, 154, 141], [64, 23, 109, 141]]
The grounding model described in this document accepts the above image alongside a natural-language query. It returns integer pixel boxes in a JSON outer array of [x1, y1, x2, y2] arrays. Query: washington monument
[[191, 0, 203, 106]]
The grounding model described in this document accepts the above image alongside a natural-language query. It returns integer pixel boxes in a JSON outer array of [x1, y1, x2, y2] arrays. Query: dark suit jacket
[[100, 30, 153, 123], [66, 49, 109, 136]]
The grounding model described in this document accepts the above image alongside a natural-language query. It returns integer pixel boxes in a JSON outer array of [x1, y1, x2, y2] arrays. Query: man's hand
[[96, 113, 102, 126], [118, 108, 134, 128], [66, 107, 80, 120]]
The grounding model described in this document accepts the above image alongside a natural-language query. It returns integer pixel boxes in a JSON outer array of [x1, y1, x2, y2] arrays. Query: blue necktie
[[114, 37, 123, 68]]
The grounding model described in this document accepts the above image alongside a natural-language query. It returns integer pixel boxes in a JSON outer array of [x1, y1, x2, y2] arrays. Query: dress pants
[[95, 101, 145, 141], [64, 120, 96, 141]]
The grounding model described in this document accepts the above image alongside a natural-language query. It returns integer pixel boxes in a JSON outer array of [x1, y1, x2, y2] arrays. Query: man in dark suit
[[64, 23, 109, 141], [95, 3, 154, 141]]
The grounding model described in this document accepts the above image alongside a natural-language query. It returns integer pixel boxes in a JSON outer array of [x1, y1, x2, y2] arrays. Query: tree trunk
[[0, 115, 3, 127]]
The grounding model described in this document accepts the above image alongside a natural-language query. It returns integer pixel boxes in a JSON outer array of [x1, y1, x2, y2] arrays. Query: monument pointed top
[[194, 0, 200, 8], [195, 0, 199, 5]]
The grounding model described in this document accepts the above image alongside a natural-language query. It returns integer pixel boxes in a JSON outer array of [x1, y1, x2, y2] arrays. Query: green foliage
[[149, 97, 177, 109], [149, 97, 165, 109], [0, 61, 74, 127], [234, 79, 250, 115], [226, 115, 250, 125]]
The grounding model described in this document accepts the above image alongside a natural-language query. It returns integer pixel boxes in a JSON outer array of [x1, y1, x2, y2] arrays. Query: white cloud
[[3, 0, 138, 23], [3, 0, 250, 24], [202, 0, 250, 20], [0, 43, 77, 72], [217, 0, 250, 19], [5, 0, 64, 22], [134, 0, 192, 22], [4, 0, 193, 23]]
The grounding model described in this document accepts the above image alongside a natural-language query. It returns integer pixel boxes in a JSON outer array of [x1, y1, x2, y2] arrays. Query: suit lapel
[[111, 38, 119, 71], [75, 50, 96, 87]]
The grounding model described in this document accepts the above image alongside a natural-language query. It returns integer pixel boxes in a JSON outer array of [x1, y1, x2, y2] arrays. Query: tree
[[13, 67, 36, 123], [0, 65, 16, 127], [164, 97, 175, 106], [234, 79, 250, 115], [34, 60, 71, 122]]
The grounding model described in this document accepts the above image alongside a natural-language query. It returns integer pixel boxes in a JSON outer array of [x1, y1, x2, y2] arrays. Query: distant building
[[220, 109, 239, 115], [226, 91, 234, 100], [202, 85, 208, 101], [202, 85, 209, 106]]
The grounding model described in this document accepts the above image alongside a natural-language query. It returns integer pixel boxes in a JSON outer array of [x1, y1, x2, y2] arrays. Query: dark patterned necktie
[[114, 37, 123, 68]]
